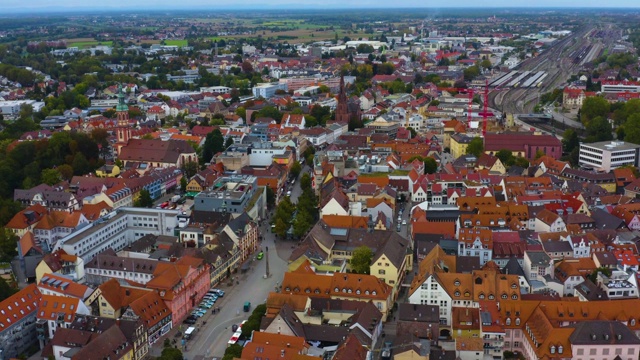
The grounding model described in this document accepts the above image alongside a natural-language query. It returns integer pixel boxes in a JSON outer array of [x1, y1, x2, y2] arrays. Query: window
[[501, 294, 508, 299], [514, 342, 519, 347], [602, 349, 609, 355], [590, 349, 596, 355], [378, 269, 386, 275], [515, 318, 520, 325], [454, 291, 460, 297]]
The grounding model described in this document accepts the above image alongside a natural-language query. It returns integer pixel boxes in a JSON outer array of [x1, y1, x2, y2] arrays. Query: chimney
[[116, 319, 121, 326]]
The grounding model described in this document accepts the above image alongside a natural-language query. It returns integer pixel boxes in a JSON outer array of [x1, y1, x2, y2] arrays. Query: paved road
[[183, 224, 291, 358], [551, 110, 584, 129]]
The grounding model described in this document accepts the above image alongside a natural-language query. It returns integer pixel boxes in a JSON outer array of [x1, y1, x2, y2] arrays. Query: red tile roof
[[0, 284, 41, 329]]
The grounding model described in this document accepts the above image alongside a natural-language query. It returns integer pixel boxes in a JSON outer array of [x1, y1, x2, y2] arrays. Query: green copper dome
[[116, 84, 129, 112]]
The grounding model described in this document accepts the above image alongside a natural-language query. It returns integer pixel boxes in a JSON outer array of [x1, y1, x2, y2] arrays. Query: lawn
[[164, 39, 188, 47], [68, 40, 113, 48]]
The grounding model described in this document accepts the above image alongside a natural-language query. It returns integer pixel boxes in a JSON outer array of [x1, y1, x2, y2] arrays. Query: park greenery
[[272, 173, 318, 239]]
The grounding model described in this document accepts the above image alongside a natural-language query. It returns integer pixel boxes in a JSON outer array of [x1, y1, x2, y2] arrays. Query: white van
[[184, 326, 196, 340]]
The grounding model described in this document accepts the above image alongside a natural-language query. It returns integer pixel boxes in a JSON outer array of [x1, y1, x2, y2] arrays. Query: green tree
[[40, 168, 61, 185], [224, 137, 234, 150], [588, 267, 612, 283], [495, 149, 515, 165], [623, 113, 640, 145], [290, 161, 302, 179], [407, 127, 417, 138], [222, 344, 244, 360], [0, 277, 17, 302], [480, 59, 492, 69], [266, 186, 276, 208], [71, 153, 92, 175], [424, 157, 438, 174], [300, 173, 312, 192], [466, 137, 484, 157], [235, 107, 247, 123], [585, 116, 613, 143], [0, 228, 18, 262], [580, 96, 610, 125], [463, 65, 480, 81], [562, 129, 580, 153], [292, 211, 312, 238], [182, 161, 198, 178], [180, 176, 188, 193], [159, 346, 183, 360], [274, 218, 289, 238], [201, 129, 225, 164], [350, 246, 373, 274], [134, 189, 154, 208]]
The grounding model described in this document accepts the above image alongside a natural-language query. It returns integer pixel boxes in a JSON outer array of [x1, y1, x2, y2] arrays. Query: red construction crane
[[481, 79, 509, 136], [437, 86, 475, 127], [439, 80, 508, 135]]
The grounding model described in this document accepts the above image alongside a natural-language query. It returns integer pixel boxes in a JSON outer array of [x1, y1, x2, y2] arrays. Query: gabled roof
[[38, 273, 92, 300], [0, 284, 41, 329], [128, 289, 171, 329], [37, 294, 82, 324]]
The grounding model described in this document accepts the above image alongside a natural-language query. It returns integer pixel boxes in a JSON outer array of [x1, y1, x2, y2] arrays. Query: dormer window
[[479, 293, 485, 299], [488, 294, 495, 300], [512, 294, 518, 299], [454, 279, 461, 286], [335, 287, 339, 292], [550, 346, 556, 354], [356, 290, 361, 295], [506, 318, 511, 325], [501, 293, 508, 299], [632, 319, 637, 326], [372, 290, 377, 295], [558, 346, 563, 354], [454, 291, 460, 297], [515, 318, 520, 325]]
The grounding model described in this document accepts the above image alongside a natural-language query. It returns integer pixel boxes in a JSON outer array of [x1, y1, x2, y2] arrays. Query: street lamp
[[265, 246, 270, 278]]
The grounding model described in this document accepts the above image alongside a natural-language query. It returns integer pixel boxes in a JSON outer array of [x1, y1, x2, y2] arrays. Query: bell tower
[[115, 84, 131, 145]]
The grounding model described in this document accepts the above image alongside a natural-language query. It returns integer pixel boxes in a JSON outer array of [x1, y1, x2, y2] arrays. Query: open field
[[208, 29, 361, 44], [164, 39, 188, 46], [65, 38, 113, 48]]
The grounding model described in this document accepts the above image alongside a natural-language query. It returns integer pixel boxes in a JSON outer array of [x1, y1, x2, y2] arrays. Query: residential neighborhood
[[1, 7, 640, 360]]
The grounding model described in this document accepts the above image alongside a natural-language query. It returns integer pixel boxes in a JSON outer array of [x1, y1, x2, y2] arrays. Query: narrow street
[[149, 191, 299, 359]]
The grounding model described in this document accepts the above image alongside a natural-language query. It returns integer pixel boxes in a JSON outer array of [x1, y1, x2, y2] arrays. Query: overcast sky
[[2, 0, 639, 12]]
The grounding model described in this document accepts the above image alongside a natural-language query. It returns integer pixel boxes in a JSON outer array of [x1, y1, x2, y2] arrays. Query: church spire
[[116, 84, 129, 113]]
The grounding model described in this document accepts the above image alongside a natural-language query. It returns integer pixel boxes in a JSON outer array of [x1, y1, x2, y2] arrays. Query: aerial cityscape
[[1, 4, 640, 360]]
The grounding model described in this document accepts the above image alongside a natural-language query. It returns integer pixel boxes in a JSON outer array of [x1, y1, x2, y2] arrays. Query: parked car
[[257, 251, 264, 260]]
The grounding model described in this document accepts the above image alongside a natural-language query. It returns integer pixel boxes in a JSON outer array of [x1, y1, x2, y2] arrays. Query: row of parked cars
[[184, 288, 225, 324]]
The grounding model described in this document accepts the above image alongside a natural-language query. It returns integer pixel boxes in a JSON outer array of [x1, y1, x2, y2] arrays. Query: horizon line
[[3, 5, 640, 14]]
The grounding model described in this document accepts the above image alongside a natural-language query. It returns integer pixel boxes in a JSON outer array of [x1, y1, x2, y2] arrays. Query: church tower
[[335, 75, 351, 124], [115, 84, 131, 145]]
